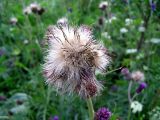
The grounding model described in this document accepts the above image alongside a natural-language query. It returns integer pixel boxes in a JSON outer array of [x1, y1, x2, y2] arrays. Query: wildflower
[[23, 6, 32, 15], [149, 107, 160, 120], [120, 27, 128, 33], [23, 3, 44, 15], [105, 15, 117, 24], [121, 68, 131, 80], [126, 49, 137, 54], [10, 17, 18, 25], [131, 101, 143, 113], [101, 32, 111, 39], [30, 3, 45, 15], [121, 68, 130, 76], [131, 71, 145, 82], [138, 26, 145, 32], [95, 107, 111, 120], [43, 24, 110, 98], [150, 38, 160, 44], [150, 2, 156, 11], [23, 40, 29, 44], [136, 82, 147, 93], [99, 1, 108, 11], [57, 17, 68, 25], [49, 116, 59, 120], [125, 18, 133, 26]]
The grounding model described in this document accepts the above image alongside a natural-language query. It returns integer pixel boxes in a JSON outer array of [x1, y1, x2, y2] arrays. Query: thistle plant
[[121, 68, 147, 119], [43, 23, 111, 119]]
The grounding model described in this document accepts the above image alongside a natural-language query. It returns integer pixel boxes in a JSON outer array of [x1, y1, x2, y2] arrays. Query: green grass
[[0, 0, 160, 120]]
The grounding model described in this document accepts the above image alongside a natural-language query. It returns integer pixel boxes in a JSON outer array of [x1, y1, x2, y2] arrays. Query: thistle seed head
[[43, 24, 110, 98]]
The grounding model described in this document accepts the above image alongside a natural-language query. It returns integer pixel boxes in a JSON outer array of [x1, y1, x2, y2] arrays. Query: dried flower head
[[10, 17, 18, 25], [131, 71, 145, 82], [23, 3, 44, 15], [99, 1, 108, 11], [57, 17, 68, 25], [23, 6, 32, 15], [43, 24, 110, 98], [30, 3, 44, 15], [98, 17, 105, 26]]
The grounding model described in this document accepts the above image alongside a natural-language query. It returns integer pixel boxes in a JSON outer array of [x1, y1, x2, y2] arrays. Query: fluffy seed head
[[23, 3, 44, 15], [57, 17, 68, 25], [131, 71, 145, 82], [43, 24, 110, 98], [10, 17, 18, 25], [99, 1, 108, 11]]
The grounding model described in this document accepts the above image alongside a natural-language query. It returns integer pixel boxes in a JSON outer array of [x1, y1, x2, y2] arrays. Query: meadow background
[[0, 0, 160, 120]]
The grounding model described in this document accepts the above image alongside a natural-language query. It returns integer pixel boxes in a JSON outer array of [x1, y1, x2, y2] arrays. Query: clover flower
[[131, 71, 145, 82], [95, 107, 111, 120], [101, 32, 111, 39], [43, 24, 110, 98], [149, 107, 160, 120], [150, 38, 160, 44], [105, 14, 117, 24], [126, 49, 137, 54], [131, 101, 143, 113], [120, 27, 128, 33], [125, 18, 133, 26], [138, 26, 145, 32]]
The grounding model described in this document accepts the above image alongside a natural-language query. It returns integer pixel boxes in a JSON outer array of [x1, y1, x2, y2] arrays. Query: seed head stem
[[86, 97, 94, 120]]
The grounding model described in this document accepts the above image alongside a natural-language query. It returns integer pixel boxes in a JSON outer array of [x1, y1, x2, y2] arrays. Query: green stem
[[127, 106, 131, 120], [43, 86, 51, 120], [86, 97, 94, 120]]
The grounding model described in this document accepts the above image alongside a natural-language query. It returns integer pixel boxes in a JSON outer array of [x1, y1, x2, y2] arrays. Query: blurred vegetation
[[0, 0, 160, 120]]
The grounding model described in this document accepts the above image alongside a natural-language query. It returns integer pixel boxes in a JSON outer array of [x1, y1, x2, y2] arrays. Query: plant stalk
[[86, 97, 94, 120]]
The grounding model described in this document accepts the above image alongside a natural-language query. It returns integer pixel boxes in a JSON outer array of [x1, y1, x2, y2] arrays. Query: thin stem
[[131, 93, 138, 101], [105, 67, 122, 75], [127, 80, 133, 120], [128, 81, 132, 104], [86, 97, 94, 120], [43, 86, 51, 120], [127, 106, 131, 120]]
